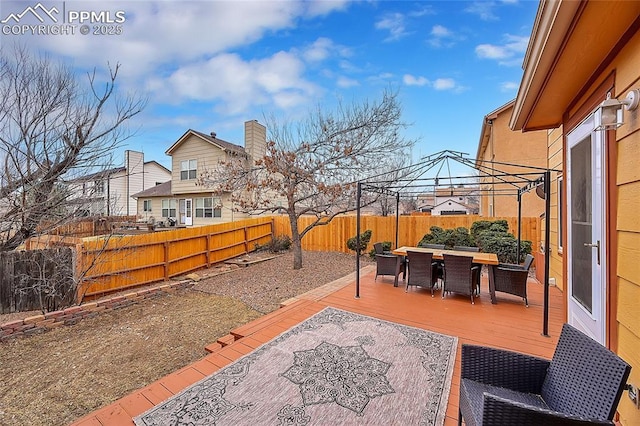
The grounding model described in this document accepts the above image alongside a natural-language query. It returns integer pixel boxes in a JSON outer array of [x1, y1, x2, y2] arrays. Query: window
[[143, 200, 152, 212], [94, 180, 104, 194], [195, 197, 222, 218], [161, 199, 177, 217], [180, 160, 197, 180], [557, 176, 563, 251]]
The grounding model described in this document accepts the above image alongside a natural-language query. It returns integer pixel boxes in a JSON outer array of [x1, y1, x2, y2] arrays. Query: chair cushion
[[461, 378, 548, 424]]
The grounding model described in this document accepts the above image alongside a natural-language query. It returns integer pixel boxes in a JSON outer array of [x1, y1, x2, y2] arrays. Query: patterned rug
[[134, 307, 457, 426]]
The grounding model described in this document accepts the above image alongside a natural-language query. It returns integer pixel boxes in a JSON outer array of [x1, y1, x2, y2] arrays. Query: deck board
[[70, 269, 564, 426]]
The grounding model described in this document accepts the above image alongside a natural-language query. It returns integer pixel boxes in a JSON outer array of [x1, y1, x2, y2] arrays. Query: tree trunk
[[289, 213, 303, 269]]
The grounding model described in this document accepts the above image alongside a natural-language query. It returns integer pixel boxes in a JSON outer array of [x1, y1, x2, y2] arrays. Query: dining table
[[391, 246, 501, 303]]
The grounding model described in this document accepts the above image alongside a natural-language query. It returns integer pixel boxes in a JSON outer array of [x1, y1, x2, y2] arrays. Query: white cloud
[[336, 76, 359, 88], [428, 24, 462, 48], [500, 81, 519, 92], [476, 44, 509, 59], [304, 0, 350, 17], [465, 2, 499, 21], [375, 13, 408, 41], [148, 51, 319, 115], [303, 37, 334, 62], [433, 78, 456, 90], [476, 34, 529, 65], [403, 74, 429, 86]]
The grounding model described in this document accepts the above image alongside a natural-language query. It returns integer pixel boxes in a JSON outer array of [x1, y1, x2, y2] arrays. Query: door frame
[[179, 198, 193, 226], [565, 113, 607, 344]]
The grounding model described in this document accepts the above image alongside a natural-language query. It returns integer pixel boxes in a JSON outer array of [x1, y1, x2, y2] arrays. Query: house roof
[[144, 160, 171, 174], [165, 129, 247, 156], [510, 1, 640, 131], [432, 198, 472, 210], [72, 166, 126, 182], [132, 181, 172, 198], [476, 100, 515, 164]]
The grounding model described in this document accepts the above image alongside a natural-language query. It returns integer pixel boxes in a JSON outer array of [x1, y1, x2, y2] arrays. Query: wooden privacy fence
[[272, 215, 540, 254], [27, 217, 274, 302], [76, 217, 273, 299], [0, 248, 75, 314]]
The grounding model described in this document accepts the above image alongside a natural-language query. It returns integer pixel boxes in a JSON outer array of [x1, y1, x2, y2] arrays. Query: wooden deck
[[71, 266, 565, 426]]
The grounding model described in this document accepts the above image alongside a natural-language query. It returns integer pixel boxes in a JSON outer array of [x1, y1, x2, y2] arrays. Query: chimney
[[244, 120, 266, 162]]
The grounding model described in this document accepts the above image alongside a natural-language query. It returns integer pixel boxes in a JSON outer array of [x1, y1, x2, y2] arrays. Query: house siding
[[170, 135, 226, 195], [477, 103, 548, 218], [143, 162, 171, 189], [573, 27, 640, 425], [548, 126, 564, 291], [613, 32, 640, 425]]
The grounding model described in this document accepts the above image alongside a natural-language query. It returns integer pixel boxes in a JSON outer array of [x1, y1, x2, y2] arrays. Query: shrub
[[256, 235, 292, 253], [417, 226, 475, 249], [346, 229, 372, 255], [368, 241, 392, 259], [472, 220, 531, 263]]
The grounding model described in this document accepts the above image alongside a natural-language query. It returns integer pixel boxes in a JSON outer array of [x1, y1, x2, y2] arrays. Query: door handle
[[584, 240, 600, 265]]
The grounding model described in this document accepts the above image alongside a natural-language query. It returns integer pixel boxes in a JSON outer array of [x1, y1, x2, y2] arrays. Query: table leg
[[393, 256, 402, 287], [488, 264, 497, 304]]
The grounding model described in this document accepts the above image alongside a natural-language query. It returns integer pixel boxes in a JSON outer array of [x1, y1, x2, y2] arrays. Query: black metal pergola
[[354, 150, 561, 336]]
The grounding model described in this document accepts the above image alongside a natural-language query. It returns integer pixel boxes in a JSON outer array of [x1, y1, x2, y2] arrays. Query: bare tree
[[0, 45, 146, 251], [200, 90, 416, 269]]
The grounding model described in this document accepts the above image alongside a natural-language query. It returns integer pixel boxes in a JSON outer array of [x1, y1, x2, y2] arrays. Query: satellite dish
[[536, 181, 545, 199]]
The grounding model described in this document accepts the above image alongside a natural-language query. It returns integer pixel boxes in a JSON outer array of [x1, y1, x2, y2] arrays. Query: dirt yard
[[0, 251, 367, 426]]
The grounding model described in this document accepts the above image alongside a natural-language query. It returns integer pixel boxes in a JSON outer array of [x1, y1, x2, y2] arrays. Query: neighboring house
[[134, 120, 268, 226], [510, 1, 640, 423], [416, 186, 479, 215], [476, 100, 548, 218], [430, 198, 473, 216], [70, 150, 171, 216]]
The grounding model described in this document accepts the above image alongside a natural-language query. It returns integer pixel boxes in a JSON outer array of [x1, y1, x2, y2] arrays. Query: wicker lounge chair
[[493, 254, 534, 306], [459, 323, 632, 426], [405, 251, 438, 296], [442, 254, 480, 304]]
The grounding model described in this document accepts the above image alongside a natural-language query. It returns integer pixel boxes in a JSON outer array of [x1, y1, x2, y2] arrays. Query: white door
[[566, 113, 606, 344], [179, 199, 193, 226]]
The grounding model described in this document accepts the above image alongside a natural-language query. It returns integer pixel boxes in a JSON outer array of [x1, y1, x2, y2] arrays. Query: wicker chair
[[422, 243, 446, 281], [493, 254, 534, 306], [442, 254, 480, 304], [405, 251, 438, 296], [453, 246, 481, 295], [459, 323, 632, 426], [422, 243, 446, 249], [375, 254, 399, 282]]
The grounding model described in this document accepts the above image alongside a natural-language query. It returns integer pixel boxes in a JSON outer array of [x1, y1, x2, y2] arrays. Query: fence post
[[164, 241, 170, 281]]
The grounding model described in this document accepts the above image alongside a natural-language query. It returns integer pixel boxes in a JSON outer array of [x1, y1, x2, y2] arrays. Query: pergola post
[[395, 192, 400, 249], [543, 170, 551, 337], [517, 192, 522, 262], [355, 181, 361, 299]]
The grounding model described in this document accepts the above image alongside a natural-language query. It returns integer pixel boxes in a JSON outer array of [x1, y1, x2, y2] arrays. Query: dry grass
[[0, 250, 364, 426]]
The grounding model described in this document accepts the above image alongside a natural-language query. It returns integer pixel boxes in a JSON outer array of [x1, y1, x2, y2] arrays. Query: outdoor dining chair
[[442, 253, 480, 304], [375, 253, 400, 282], [421, 243, 446, 280], [492, 253, 534, 306], [454, 246, 481, 295], [405, 251, 439, 296], [459, 323, 632, 425]]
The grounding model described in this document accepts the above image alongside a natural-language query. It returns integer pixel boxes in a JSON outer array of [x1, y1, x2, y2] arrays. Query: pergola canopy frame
[[354, 150, 561, 336]]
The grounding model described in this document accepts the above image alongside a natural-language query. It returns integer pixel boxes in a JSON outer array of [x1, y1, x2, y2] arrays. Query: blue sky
[[0, 0, 539, 171]]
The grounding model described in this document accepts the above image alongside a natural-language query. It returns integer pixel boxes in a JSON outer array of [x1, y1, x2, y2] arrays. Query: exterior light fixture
[[594, 89, 640, 131]]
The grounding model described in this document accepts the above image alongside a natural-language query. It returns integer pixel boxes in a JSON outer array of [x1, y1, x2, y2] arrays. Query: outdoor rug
[[134, 307, 458, 426]]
